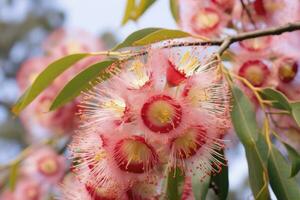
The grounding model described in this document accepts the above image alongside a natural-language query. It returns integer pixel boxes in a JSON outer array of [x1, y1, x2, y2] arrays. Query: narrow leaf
[[284, 142, 300, 177], [112, 28, 161, 50], [259, 88, 291, 111], [8, 163, 19, 191], [231, 86, 270, 199], [121, 0, 135, 25], [231, 86, 259, 144], [133, 29, 190, 46], [210, 150, 229, 200], [12, 53, 90, 115], [192, 173, 211, 200], [133, 0, 157, 20], [291, 102, 300, 126], [170, 0, 180, 23], [166, 168, 185, 200], [50, 60, 117, 110], [268, 145, 300, 200]]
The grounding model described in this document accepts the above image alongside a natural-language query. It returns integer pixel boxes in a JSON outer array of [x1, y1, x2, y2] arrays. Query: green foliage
[[169, 0, 180, 23], [50, 60, 117, 110], [210, 150, 229, 200], [121, 0, 157, 25], [259, 88, 291, 111], [133, 29, 190, 46], [12, 53, 91, 115], [8, 162, 19, 191], [112, 28, 161, 50], [268, 145, 300, 199], [284, 142, 300, 177], [166, 168, 185, 200], [191, 172, 211, 200], [291, 102, 300, 126], [231, 86, 270, 199]]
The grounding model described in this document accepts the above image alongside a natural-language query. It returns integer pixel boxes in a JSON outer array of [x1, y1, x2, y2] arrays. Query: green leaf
[[12, 53, 90, 115], [50, 60, 117, 110], [268, 145, 300, 200], [291, 102, 300, 126], [192, 172, 211, 200], [231, 86, 270, 199], [8, 163, 19, 191], [170, 0, 180, 23], [133, 29, 190, 46], [210, 150, 229, 200], [112, 28, 161, 50], [259, 88, 291, 111], [166, 168, 185, 200], [231, 86, 259, 145], [284, 142, 300, 177], [133, 0, 157, 20], [121, 0, 136, 25]]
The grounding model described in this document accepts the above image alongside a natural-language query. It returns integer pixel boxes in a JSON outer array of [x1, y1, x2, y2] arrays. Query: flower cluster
[[0, 147, 66, 200], [17, 29, 104, 139], [178, 0, 300, 149], [61, 46, 231, 199]]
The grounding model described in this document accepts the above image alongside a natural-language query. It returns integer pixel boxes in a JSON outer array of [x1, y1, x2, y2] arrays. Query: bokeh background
[[0, 0, 264, 199]]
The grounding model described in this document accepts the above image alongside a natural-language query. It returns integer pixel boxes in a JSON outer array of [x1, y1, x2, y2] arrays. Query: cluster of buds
[[17, 29, 104, 139], [59, 46, 231, 199]]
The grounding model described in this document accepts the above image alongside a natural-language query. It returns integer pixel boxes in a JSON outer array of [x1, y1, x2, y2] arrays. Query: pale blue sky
[[58, 0, 177, 40]]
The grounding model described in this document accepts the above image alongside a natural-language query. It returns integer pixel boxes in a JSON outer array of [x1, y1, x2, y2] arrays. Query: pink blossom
[[69, 46, 231, 197], [22, 146, 66, 184]]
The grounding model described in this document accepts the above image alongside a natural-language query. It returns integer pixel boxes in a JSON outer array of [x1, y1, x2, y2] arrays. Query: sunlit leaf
[[268, 145, 300, 199], [284, 142, 300, 177], [166, 168, 185, 200], [133, 29, 190, 46], [259, 88, 291, 111], [231, 86, 270, 199], [50, 60, 117, 110], [112, 28, 161, 50], [12, 53, 90, 115], [121, 0, 135, 25], [170, 0, 180, 23], [133, 0, 157, 20], [8, 162, 19, 191], [210, 150, 228, 200], [291, 102, 300, 126], [192, 172, 210, 200]]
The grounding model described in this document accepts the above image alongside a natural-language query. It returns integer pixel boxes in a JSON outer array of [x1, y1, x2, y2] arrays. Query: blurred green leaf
[[112, 28, 161, 50], [122, 0, 157, 25], [12, 53, 90, 115], [210, 150, 228, 200], [133, 29, 190, 46], [8, 162, 19, 191], [121, 0, 135, 25], [268, 145, 300, 199], [133, 0, 157, 20], [166, 168, 185, 200], [192, 172, 211, 200], [259, 88, 291, 111], [170, 0, 180, 23], [284, 142, 300, 177], [50, 60, 117, 110], [231, 86, 270, 199], [291, 102, 300, 126]]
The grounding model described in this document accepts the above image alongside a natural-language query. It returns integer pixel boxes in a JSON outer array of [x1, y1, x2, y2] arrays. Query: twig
[[240, 0, 257, 29]]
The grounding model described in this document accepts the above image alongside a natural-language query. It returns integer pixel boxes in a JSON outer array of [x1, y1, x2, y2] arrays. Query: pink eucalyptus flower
[[178, 0, 230, 37], [22, 147, 66, 184], [70, 46, 231, 195]]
